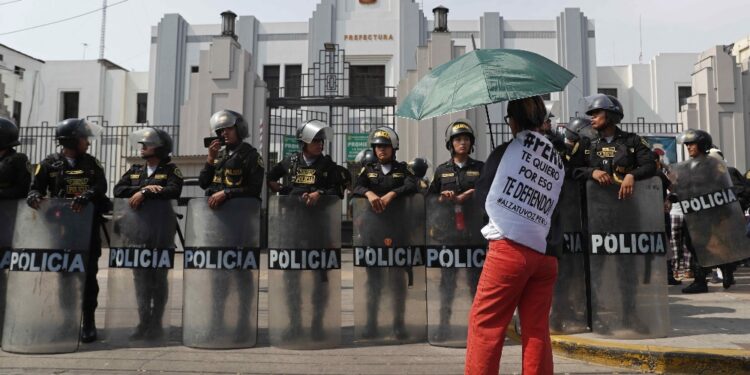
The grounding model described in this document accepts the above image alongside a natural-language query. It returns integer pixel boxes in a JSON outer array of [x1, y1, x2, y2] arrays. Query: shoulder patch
[[174, 167, 183, 178], [640, 137, 651, 148], [257, 155, 264, 169], [34, 164, 41, 176]]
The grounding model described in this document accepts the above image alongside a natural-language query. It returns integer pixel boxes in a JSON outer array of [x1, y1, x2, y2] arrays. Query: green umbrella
[[396, 48, 575, 121]]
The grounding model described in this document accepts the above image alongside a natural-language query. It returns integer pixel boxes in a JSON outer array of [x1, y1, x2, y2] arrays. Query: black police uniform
[[0, 149, 31, 199], [575, 127, 656, 182], [267, 151, 341, 340], [199, 142, 264, 199], [29, 152, 108, 330], [353, 161, 418, 338], [198, 142, 265, 339], [576, 126, 656, 333], [113, 159, 183, 339], [427, 157, 484, 340]]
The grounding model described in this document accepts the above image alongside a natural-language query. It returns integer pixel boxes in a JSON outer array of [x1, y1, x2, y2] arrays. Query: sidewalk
[[0, 251, 637, 374], [524, 266, 750, 374]]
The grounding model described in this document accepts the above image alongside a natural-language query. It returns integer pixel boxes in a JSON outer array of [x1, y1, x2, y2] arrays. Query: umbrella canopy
[[396, 48, 575, 121]]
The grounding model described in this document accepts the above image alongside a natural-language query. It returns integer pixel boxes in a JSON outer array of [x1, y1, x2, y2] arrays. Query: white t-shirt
[[381, 163, 392, 175], [483, 130, 565, 253], [146, 165, 157, 177]]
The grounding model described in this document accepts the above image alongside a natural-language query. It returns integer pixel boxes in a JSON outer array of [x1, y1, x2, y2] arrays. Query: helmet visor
[[210, 111, 239, 133]]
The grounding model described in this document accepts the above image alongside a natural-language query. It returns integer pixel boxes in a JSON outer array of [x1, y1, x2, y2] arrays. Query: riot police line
[[1, 96, 748, 354]]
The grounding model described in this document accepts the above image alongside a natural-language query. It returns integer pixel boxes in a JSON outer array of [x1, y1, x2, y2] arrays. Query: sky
[[0, 0, 748, 71]]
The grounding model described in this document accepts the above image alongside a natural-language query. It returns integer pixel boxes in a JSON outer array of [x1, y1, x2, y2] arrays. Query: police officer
[[428, 119, 484, 341], [408, 157, 430, 193], [113, 127, 183, 340], [353, 126, 417, 339], [575, 94, 656, 198], [563, 117, 595, 171], [198, 110, 264, 341], [0, 117, 30, 199], [27, 118, 108, 343], [267, 120, 341, 341], [541, 109, 566, 155], [576, 95, 655, 334], [199, 110, 264, 205]]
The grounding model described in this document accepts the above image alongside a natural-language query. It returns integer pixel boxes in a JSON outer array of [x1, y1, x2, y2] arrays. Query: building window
[[0, 54, 4, 62], [284, 65, 302, 98], [12, 101, 21, 127], [350, 65, 385, 97], [136, 93, 148, 123], [598, 88, 618, 98], [678, 86, 692, 108], [60, 91, 80, 120], [263, 65, 280, 99], [191, 66, 199, 73], [14, 66, 24, 79]]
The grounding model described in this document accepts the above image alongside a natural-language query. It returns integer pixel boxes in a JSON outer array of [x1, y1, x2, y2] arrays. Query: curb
[[507, 326, 750, 374]]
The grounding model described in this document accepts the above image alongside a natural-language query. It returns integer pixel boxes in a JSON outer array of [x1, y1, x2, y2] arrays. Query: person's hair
[[507, 96, 547, 131]]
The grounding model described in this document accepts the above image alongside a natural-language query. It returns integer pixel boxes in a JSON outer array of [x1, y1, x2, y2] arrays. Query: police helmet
[[210, 109, 249, 139], [369, 127, 399, 150], [0, 117, 20, 149], [129, 127, 173, 158], [564, 117, 595, 142], [678, 128, 712, 153], [408, 157, 430, 179], [56, 118, 102, 149], [544, 102, 555, 120], [585, 94, 624, 123], [355, 149, 377, 165], [296, 119, 331, 145], [444, 119, 475, 152]]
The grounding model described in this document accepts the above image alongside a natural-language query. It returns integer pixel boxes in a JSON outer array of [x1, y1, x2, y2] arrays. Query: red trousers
[[465, 239, 558, 375]]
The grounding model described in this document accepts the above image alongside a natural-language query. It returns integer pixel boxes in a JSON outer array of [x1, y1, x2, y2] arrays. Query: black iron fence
[[18, 124, 180, 194]]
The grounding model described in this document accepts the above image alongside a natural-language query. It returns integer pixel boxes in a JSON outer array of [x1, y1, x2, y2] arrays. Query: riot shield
[[669, 158, 750, 267], [352, 195, 426, 345], [104, 199, 176, 347], [586, 178, 670, 339], [425, 195, 485, 347], [182, 198, 261, 349], [0, 200, 19, 340], [2, 199, 93, 354], [549, 178, 589, 334], [267, 195, 341, 350]]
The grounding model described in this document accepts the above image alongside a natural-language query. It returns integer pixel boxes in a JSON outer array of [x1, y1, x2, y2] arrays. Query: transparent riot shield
[[586, 178, 670, 339], [352, 195, 426, 345], [549, 178, 589, 334], [104, 199, 176, 347], [182, 198, 261, 349], [2, 199, 93, 354], [669, 158, 750, 267], [425, 195, 485, 347], [267, 195, 341, 350]]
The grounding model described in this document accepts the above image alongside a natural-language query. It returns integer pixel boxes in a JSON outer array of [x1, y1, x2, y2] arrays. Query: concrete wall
[[0, 45, 44, 126], [679, 45, 748, 171]]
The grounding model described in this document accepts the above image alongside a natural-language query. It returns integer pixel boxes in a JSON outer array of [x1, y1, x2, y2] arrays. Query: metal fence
[[17, 123, 180, 194]]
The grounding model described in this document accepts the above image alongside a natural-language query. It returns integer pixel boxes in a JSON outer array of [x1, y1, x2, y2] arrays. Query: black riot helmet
[[564, 117, 596, 142], [445, 119, 475, 153], [0, 117, 20, 149], [585, 94, 624, 124], [129, 127, 174, 159], [679, 128, 713, 154], [408, 157, 430, 179], [355, 149, 377, 165], [55, 118, 102, 149]]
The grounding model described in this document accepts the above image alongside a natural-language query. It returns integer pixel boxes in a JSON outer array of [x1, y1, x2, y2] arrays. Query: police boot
[[147, 311, 165, 340], [310, 312, 326, 341], [681, 280, 708, 294], [721, 265, 736, 289], [393, 317, 408, 340], [361, 316, 379, 339], [434, 315, 451, 342], [80, 312, 97, 343]]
